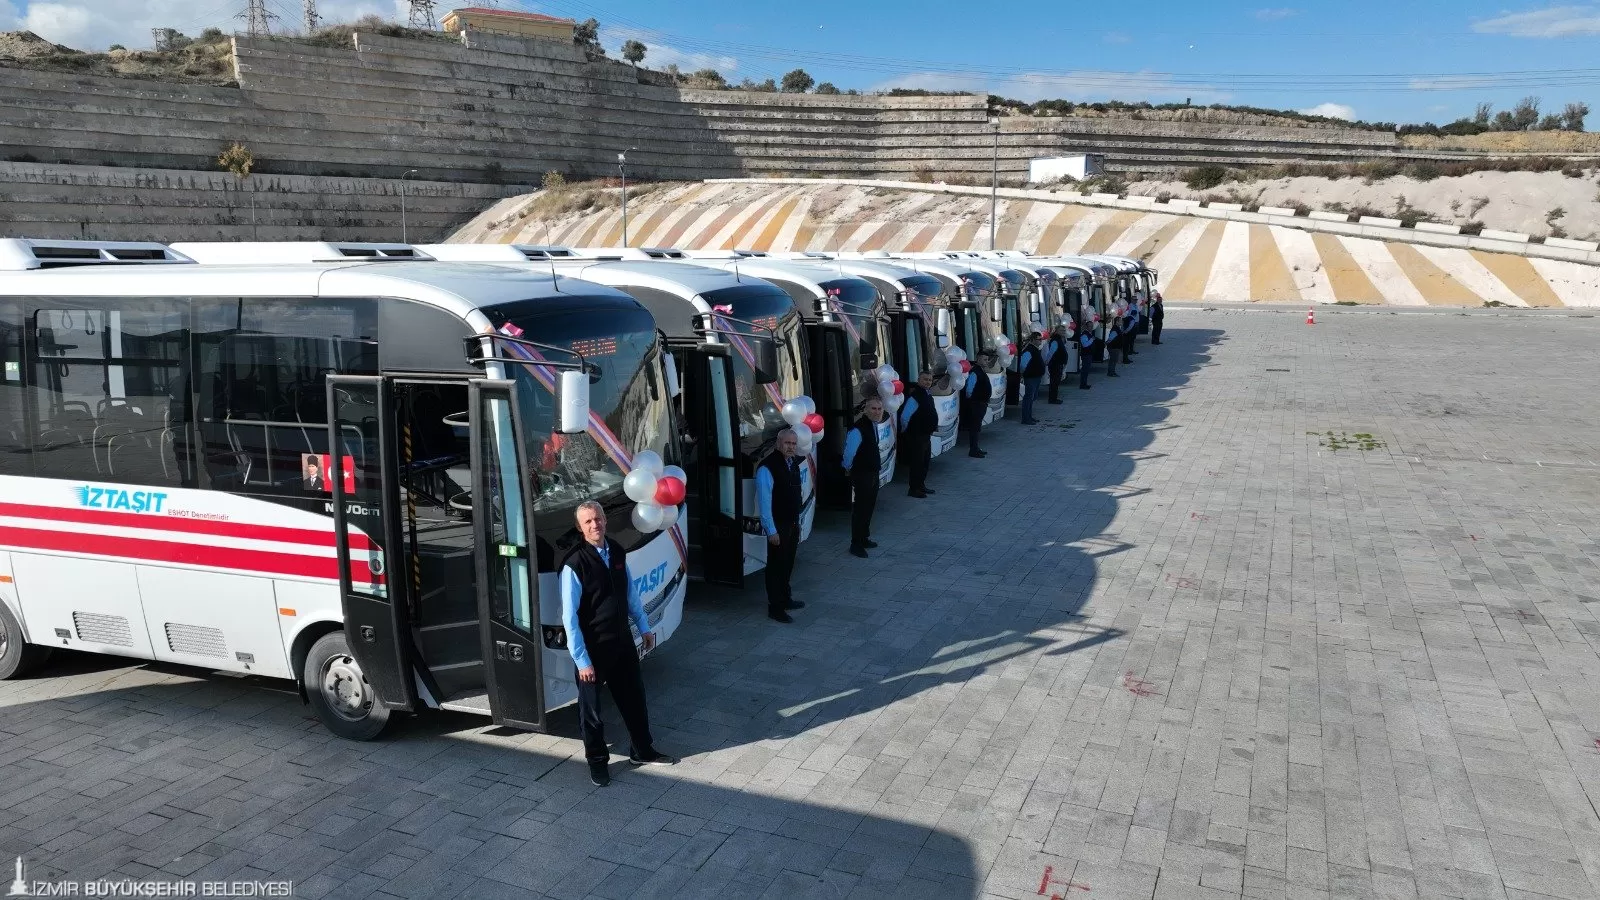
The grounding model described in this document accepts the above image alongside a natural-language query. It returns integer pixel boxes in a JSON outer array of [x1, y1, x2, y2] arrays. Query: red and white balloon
[[625, 450, 687, 534]]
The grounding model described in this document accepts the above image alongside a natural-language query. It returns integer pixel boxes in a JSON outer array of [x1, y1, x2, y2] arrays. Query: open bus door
[[467, 378, 545, 731], [807, 322, 853, 510], [328, 375, 417, 713], [682, 346, 744, 586]]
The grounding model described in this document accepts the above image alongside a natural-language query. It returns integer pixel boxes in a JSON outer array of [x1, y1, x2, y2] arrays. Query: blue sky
[[6, 0, 1598, 125], [537, 0, 1600, 125]]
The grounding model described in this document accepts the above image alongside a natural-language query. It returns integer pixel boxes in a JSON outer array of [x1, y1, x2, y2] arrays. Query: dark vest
[[904, 385, 937, 436], [760, 451, 803, 533], [960, 373, 992, 428], [561, 538, 632, 650], [1047, 338, 1069, 371], [1021, 345, 1045, 378], [848, 416, 881, 488]]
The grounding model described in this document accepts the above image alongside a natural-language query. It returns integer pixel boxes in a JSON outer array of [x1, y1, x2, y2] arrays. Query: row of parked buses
[[0, 238, 1156, 739]]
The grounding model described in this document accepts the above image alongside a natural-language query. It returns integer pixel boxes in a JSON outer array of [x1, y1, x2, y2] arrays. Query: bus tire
[[303, 631, 391, 741], [0, 602, 51, 680]]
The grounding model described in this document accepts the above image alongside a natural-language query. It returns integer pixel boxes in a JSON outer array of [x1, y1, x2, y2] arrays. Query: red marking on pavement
[[1591, 738, 1600, 753], [1517, 609, 1538, 620], [1164, 573, 1199, 590], [1189, 511, 1210, 522], [1122, 670, 1161, 698], [1470, 535, 1478, 541], [1038, 866, 1091, 898]]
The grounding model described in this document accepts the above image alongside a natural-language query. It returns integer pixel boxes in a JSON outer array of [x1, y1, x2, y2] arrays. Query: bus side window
[[0, 303, 28, 475], [28, 300, 189, 488], [194, 299, 378, 496]]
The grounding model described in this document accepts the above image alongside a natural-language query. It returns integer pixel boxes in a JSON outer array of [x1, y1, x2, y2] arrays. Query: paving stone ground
[[5, 305, 1600, 900]]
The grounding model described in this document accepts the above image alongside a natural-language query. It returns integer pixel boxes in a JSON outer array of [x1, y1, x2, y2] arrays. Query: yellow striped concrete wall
[[451, 182, 1600, 307]]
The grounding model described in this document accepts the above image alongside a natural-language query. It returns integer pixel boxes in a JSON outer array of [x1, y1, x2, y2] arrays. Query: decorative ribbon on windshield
[[493, 324, 688, 566], [825, 289, 862, 346], [706, 312, 819, 484]]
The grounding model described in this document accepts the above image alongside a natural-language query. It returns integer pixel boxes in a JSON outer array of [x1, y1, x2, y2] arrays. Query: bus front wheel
[[304, 631, 391, 741], [0, 602, 51, 680]]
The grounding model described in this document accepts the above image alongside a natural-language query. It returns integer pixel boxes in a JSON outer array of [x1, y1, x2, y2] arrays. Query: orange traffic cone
[[1306, 306, 1316, 325]]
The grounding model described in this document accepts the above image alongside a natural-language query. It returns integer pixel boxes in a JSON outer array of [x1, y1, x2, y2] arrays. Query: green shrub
[[1184, 165, 1228, 190]]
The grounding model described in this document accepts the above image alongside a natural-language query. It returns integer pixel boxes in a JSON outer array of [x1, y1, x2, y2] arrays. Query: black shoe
[[864, 540, 879, 548], [1080, 384, 1092, 390], [923, 488, 936, 495], [908, 490, 928, 498], [629, 751, 679, 767], [785, 599, 806, 609], [768, 609, 793, 623], [969, 450, 988, 458], [1107, 373, 1120, 378], [589, 761, 610, 787], [1048, 399, 1063, 405], [849, 547, 868, 558], [1151, 340, 1161, 345], [1021, 419, 1039, 425]]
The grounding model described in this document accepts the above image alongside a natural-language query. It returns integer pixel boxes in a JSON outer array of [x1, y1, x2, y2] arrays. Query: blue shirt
[[898, 395, 919, 429], [755, 457, 799, 536], [963, 372, 978, 397], [842, 427, 862, 471], [558, 541, 650, 671]]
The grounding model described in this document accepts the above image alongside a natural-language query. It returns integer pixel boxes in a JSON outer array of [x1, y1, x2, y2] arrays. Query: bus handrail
[[462, 333, 589, 372]]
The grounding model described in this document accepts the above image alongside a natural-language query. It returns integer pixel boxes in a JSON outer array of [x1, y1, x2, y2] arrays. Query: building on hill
[[439, 8, 574, 41]]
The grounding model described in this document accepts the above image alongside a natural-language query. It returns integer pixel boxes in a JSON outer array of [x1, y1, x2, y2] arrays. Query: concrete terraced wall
[[451, 180, 1600, 308], [0, 29, 1411, 193], [0, 162, 515, 242]]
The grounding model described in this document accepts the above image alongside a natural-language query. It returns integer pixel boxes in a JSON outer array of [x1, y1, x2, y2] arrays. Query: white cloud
[[1298, 102, 1355, 120], [2, 0, 408, 51], [603, 26, 737, 74], [871, 70, 1231, 105], [1472, 5, 1600, 37], [1255, 7, 1299, 20]]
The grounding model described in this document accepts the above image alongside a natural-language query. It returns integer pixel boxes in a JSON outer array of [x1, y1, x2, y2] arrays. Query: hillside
[[450, 179, 1600, 308], [1401, 131, 1600, 155], [1125, 169, 1600, 240]]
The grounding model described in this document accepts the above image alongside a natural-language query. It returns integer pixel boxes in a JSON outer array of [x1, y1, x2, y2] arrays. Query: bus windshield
[[820, 278, 885, 399], [700, 285, 806, 458], [488, 302, 671, 518]]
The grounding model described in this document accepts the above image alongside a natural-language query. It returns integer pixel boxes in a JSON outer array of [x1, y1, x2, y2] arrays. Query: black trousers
[[1047, 365, 1066, 402], [1151, 317, 1163, 343], [576, 643, 654, 764], [850, 481, 878, 550], [906, 434, 931, 493], [965, 423, 983, 454], [765, 525, 800, 612], [1123, 333, 1134, 362]]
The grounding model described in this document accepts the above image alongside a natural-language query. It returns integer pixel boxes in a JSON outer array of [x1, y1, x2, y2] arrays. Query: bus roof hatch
[[0, 239, 193, 270]]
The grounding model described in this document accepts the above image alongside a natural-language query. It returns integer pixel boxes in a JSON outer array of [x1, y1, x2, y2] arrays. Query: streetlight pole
[[400, 169, 418, 243], [618, 148, 637, 247], [989, 118, 1000, 251]]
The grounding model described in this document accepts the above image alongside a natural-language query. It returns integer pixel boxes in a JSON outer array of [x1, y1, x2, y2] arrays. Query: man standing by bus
[[1046, 324, 1070, 405], [961, 351, 994, 458], [561, 501, 678, 787], [842, 396, 886, 558], [1150, 292, 1164, 345], [757, 429, 804, 623], [1017, 332, 1045, 425], [899, 370, 937, 498]]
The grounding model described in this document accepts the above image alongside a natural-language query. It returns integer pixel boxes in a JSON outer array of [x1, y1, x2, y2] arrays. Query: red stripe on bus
[[0, 525, 383, 584], [0, 502, 372, 550]]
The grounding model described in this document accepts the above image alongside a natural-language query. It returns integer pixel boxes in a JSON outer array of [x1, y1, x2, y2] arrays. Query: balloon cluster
[[872, 365, 905, 415], [995, 336, 1016, 368], [623, 450, 686, 534], [780, 395, 821, 457], [944, 346, 972, 381]]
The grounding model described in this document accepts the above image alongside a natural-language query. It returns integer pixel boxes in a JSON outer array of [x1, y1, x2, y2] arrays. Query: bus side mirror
[[751, 337, 780, 385], [558, 369, 590, 434], [936, 333, 950, 350], [662, 352, 681, 398]]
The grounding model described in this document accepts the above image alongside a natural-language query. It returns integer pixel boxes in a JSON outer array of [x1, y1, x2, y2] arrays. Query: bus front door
[[468, 378, 545, 731], [683, 347, 744, 586], [328, 375, 416, 713]]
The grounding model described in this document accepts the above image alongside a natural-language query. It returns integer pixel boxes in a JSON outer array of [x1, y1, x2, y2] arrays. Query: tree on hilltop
[[780, 68, 815, 93], [621, 39, 647, 65], [573, 18, 604, 56], [815, 82, 841, 95]]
